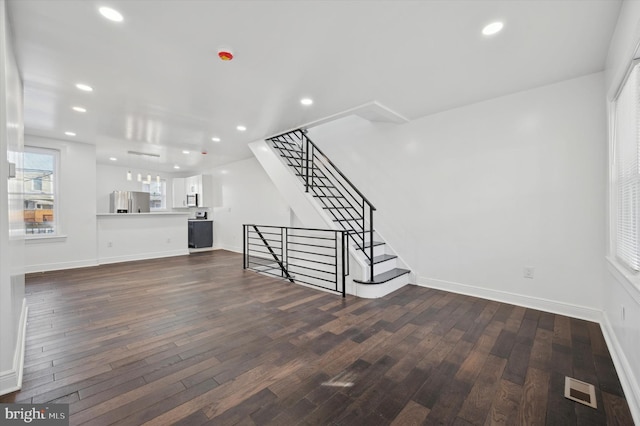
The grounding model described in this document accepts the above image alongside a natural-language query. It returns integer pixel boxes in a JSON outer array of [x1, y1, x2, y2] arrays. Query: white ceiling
[[7, 0, 621, 174]]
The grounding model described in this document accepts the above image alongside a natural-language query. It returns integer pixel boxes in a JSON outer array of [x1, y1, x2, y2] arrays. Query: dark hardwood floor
[[1, 250, 633, 425]]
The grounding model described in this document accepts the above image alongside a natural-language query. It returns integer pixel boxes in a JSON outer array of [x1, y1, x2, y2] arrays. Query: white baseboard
[[25, 259, 97, 274], [601, 312, 640, 425], [417, 276, 602, 322], [217, 245, 243, 254], [0, 299, 28, 397], [98, 249, 189, 265]]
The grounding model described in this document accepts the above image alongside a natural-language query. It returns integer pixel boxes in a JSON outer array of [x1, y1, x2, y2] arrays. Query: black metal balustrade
[[243, 224, 348, 297], [267, 129, 376, 281]]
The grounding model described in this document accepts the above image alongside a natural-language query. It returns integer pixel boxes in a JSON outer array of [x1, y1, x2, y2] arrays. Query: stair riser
[[373, 258, 397, 275], [354, 274, 410, 299], [355, 244, 385, 258]]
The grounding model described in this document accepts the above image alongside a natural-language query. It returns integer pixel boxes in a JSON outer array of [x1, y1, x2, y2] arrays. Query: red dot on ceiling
[[218, 51, 233, 61]]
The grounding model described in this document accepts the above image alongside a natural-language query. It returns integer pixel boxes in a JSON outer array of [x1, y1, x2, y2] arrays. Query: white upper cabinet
[[172, 174, 212, 208], [172, 177, 187, 208]]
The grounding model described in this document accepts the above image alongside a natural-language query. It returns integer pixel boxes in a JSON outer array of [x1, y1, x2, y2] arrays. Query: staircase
[[264, 129, 410, 297]]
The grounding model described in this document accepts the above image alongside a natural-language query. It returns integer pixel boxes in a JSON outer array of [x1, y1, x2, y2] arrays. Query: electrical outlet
[[107, 242, 112, 248], [523, 267, 535, 279]]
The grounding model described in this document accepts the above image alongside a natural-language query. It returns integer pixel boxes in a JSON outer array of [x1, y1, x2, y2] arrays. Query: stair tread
[[369, 254, 398, 264], [332, 218, 363, 222], [358, 241, 384, 249], [354, 268, 410, 285]]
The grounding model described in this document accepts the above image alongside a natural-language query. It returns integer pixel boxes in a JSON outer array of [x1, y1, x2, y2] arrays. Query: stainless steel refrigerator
[[109, 191, 150, 213]]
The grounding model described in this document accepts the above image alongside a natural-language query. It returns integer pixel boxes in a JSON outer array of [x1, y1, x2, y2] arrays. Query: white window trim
[[23, 146, 61, 240]]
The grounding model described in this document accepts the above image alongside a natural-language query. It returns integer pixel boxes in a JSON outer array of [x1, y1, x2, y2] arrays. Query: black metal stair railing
[[243, 224, 348, 297], [267, 129, 376, 280]]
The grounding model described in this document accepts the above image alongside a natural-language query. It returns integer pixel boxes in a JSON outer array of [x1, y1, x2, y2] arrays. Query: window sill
[[25, 235, 68, 244], [605, 256, 640, 305]]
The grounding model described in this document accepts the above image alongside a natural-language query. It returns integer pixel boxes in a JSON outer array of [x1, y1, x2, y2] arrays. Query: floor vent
[[564, 376, 597, 409]]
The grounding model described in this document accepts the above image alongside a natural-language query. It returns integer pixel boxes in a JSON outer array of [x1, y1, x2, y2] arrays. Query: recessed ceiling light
[[72, 106, 87, 113], [211, 137, 221, 142], [173, 165, 180, 169], [221, 170, 228, 174], [236, 125, 247, 132], [75, 83, 93, 92], [99, 6, 124, 22], [65, 131, 76, 136], [300, 98, 313, 106], [109, 157, 117, 161], [482, 22, 504, 36], [182, 150, 190, 154]]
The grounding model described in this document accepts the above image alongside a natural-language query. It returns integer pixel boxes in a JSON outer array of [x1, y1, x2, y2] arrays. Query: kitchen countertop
[[188, 218, 213, 221], [97, 212, 191, 217]]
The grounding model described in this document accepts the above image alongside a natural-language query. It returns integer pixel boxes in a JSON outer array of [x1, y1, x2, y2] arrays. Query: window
[[142, 179, 166, 210], [22, 147, 59, 235]]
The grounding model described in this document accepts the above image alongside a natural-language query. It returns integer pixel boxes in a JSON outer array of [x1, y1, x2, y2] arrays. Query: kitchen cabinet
[[172, 174, 212, 208], [172, 177, 187, 208]]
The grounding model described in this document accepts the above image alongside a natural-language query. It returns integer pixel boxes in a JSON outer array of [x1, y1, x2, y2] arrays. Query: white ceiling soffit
[[6, 0, 622, 172]]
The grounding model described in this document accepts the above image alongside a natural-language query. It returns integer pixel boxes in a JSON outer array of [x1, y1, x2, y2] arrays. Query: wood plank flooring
[[1, 250, 633, 425]]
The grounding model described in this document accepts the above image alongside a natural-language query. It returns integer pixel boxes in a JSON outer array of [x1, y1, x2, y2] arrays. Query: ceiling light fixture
[[211, 137, 221, 142], [236, 125, 247, 132], [173, 165, 180, 169], [65, 131, 76, 136], [182, 150, 190, 154], [109, 157, 117, 161], [72, 106, 87, 113], [300, 98, 313, 106], [75, 83, 93, 92], [482, 21, 504, 36], [99, 6, 124, 22]]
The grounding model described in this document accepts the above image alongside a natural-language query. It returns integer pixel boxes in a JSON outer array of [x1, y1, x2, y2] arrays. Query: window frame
[[142, 179, 167, 211], [22, 145, 60, 238]]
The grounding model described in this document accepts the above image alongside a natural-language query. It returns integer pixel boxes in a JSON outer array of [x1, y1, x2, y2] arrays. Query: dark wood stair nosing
[[353, 268, 410, 285], [369, 254, 398, 265]]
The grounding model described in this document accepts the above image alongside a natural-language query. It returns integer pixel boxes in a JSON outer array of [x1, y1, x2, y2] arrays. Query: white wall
[[209, 157, 291, 252], [308, 72, 606, 320], [603, 0, 640, 421], [24, 136, 97, 273], [0, 0, 26, 396]]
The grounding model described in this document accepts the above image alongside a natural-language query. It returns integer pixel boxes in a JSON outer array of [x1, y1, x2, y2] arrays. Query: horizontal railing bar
[[286, 270, 336, 284], [247, 236, 282, 244], [287, 248, 335, 258], [286, 234, 336, 241], [312, 156, 365, 209], [288, 278, 340, 293], [247, 263, 282, 271], [286, 241, 336, 250], [288, 263, 337, 274], [247, 257, 279, 266], [287, 257, 337, 268], [247, 230, 282, 236], [247, 248, 282, 257], [246, 224, 347, 234], [303, 135, 376, 211]]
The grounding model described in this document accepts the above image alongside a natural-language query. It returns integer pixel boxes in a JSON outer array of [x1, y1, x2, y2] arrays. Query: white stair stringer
[[249, 139, 410, 298]]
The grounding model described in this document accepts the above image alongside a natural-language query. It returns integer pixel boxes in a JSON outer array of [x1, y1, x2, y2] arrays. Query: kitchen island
[[97, 212, 190, 264]]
